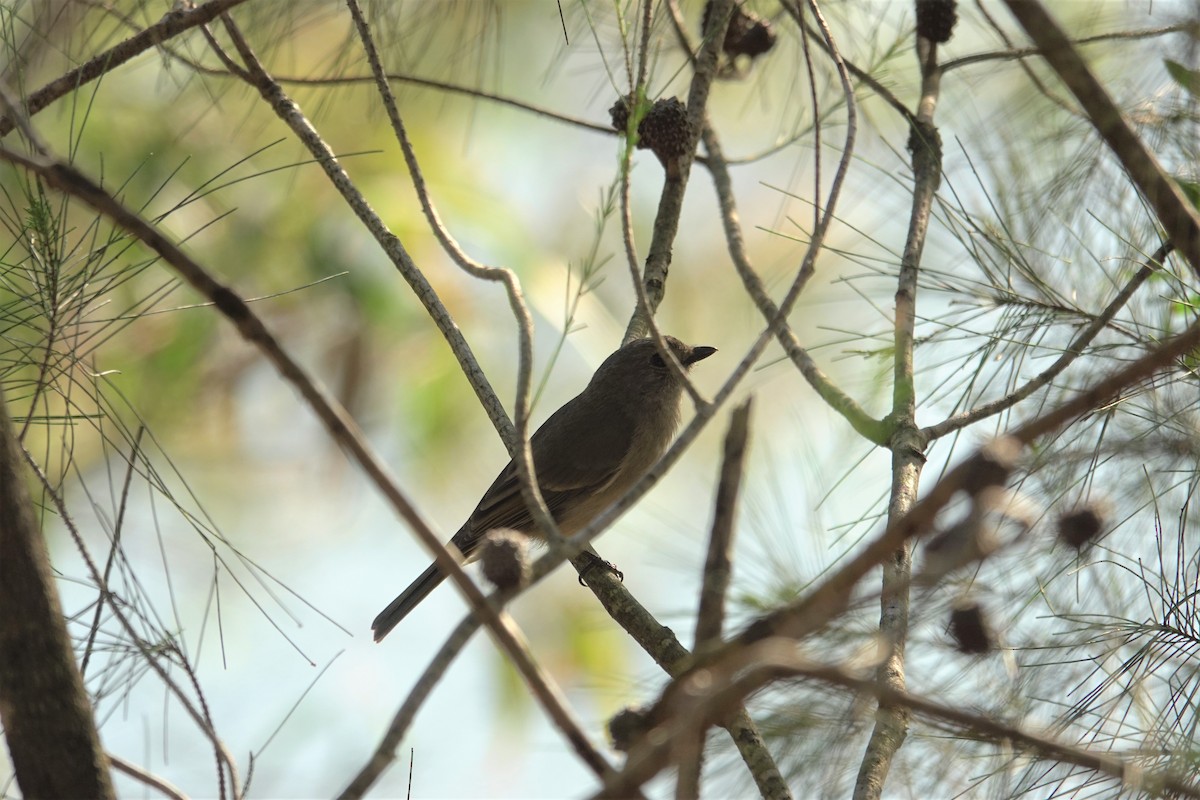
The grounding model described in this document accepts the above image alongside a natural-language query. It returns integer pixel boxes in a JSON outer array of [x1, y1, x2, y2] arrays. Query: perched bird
[[372, 335, 716, 642]]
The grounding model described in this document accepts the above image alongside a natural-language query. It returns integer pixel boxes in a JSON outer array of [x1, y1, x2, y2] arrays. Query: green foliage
[[1165, 58, 1200, 98]]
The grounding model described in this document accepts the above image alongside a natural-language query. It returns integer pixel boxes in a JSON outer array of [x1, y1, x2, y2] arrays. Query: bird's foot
[[577, 551, 624, 586]]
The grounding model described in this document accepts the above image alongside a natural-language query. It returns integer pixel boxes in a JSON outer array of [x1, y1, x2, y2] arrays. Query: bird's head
[[590, 336, 716, 400]]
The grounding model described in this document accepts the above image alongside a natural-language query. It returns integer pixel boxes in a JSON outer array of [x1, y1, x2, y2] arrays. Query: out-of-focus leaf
[[1176, 178, 1200, 211], [1165, 59, 1200, 97]]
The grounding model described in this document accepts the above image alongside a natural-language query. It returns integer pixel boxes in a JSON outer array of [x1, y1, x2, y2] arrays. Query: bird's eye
[[650, 352, 666, 369]]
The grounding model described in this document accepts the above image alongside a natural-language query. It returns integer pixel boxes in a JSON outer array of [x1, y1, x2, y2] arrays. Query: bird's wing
[[457, 396, 635, 552]]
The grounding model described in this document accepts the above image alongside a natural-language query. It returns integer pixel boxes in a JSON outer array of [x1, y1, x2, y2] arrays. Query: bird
[[371, 335, 716, 642]]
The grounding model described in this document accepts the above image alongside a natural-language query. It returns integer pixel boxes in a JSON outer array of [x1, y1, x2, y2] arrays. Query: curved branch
[[201, 17, 517, 452], [108, 753, 188, 800], [781, 1, 915, 125], [700, 122, 887, 445], [328, 2, 556, 547]]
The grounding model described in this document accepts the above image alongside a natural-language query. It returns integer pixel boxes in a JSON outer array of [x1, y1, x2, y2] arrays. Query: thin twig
[[337, 616, 477, 800], [0, 0, 252, 137], [973, 0, 1074, 115], [663, 0, 699, 66], [108, 753, 188, 800], [81, 426, 145, 676], [21, 451, 241, 800], [678, 399, 754, 800], [941, 21, 1198, 72], [277, 72, 611, 134], [922, 241, 1174, 440]]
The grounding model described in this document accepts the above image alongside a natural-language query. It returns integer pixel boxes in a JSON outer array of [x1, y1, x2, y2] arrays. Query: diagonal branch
[[1003, 0, 1200, 274], [599, 641, 1200, 799], [922, 241, 1174, 441], [700, 122, 887, 445], [0, 391, 115, 800], [0, 0, 252, 138], [700, 314, 1200, 668], [200, 18, 518, 452]]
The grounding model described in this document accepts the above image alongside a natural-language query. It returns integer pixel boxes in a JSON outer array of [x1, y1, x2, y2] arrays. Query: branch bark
[[852, 17, 945, 800], [1003, 0, 1200, 274], [0, 389, 115, 800]]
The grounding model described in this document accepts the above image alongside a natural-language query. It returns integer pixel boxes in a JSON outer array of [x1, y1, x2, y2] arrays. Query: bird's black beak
[[685, 346, 717, 365]]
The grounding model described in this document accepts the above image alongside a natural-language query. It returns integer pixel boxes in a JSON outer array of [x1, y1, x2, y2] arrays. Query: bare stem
[[853, 17, 946, 795]]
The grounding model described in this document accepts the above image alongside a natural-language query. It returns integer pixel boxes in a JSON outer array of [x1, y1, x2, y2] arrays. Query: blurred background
[[1, 0, 1198, 797]]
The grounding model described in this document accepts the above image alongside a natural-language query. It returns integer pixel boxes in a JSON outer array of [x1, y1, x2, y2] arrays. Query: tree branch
[[0, 0, 253, 138], [852, 8, 947, 797], [700, 122, 888, 445], [598, 641, 1200, 799], [922, 241, 1173, 440], [623, 0, 733, 341], [0, 390, 115, 800], [678, 399, 754, 800], [1003, 0, 1200, 274]]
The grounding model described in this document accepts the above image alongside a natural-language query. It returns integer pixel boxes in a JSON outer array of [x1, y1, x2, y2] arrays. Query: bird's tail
[[372, 563, 446, 642]]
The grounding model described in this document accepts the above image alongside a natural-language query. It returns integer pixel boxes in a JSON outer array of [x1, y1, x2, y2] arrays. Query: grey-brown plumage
[[371, 336, 716, 642]]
